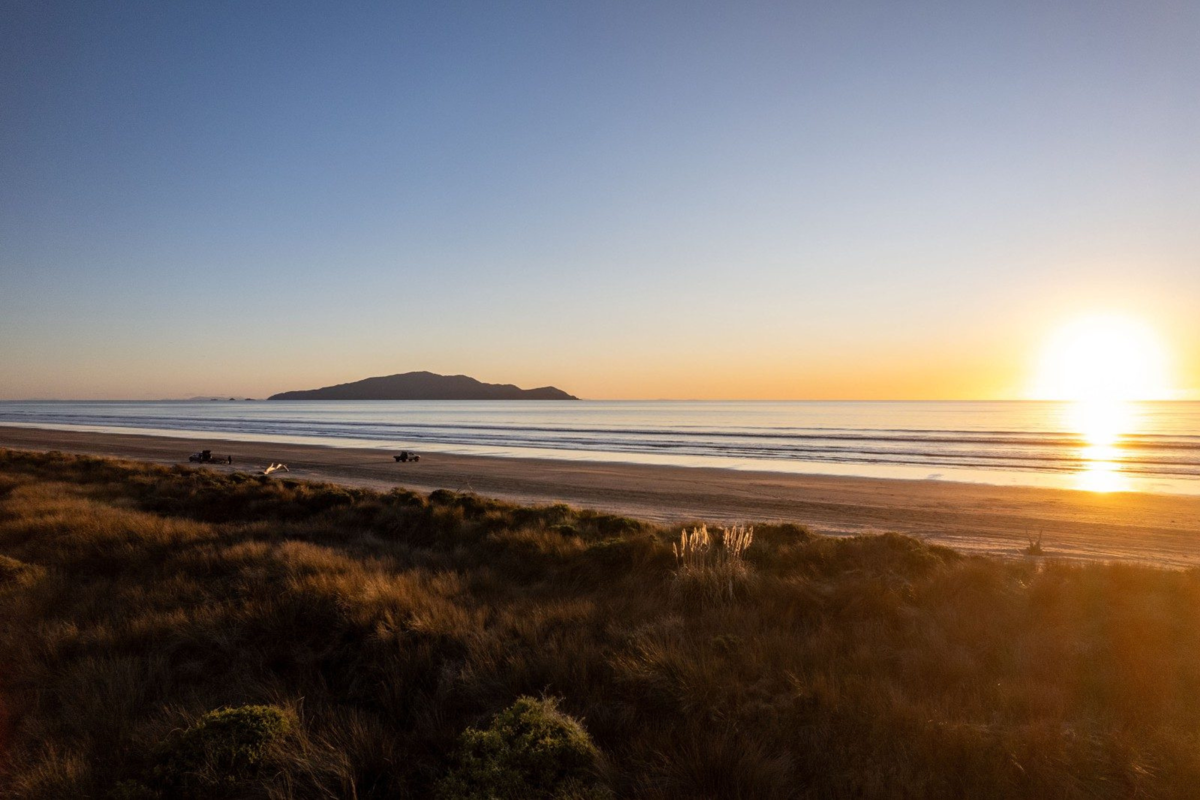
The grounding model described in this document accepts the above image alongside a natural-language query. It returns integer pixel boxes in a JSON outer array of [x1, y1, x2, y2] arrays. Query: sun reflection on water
[[1067, 400, 1136, 492]]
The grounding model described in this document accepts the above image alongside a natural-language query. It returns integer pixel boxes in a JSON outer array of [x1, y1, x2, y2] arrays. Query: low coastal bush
[[437, 697, 610, 800], [106, 705, 295, 799], [152, 705, 293, 796], [4, 448, 1200, 798]]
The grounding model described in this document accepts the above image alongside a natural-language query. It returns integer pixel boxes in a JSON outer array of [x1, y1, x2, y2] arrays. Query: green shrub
[[149, 704, 293, 797], [388, 487, 427, 507], [591, 513, 643, 536], [437, 697, 610, 800], [449, 493, 498, 517]]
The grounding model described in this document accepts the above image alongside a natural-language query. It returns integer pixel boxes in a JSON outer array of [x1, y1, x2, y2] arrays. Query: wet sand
[[3, 424, 1199, 567]]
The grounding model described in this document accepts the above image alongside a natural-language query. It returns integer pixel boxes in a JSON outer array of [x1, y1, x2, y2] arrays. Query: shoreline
[[3, 424, 1200, 567]]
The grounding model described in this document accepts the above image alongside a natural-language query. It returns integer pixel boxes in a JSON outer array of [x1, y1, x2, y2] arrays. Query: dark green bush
[[388, 487, 427, 507], [148, 704, 293, 797], [590, 513, 644, 536], [437, 697, 610, 800]]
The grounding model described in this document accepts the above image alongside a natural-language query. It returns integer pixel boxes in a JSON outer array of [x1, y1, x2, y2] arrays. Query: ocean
[[1, 400, 1198, 494]]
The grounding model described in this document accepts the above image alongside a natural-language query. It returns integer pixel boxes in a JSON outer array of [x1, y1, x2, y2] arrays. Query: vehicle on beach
[[394, 451, 420, 463], [188, 450, 232, 464]]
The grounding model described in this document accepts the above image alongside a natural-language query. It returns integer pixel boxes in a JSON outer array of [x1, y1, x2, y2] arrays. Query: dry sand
[[3, 425, 1199, 567]]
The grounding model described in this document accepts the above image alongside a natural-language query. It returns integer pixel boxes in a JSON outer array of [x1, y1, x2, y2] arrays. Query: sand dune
[[2, 424, 1199, 567]]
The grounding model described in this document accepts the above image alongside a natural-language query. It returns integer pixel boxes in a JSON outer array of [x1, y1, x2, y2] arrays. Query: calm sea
[[1, 400, 1198, 494]]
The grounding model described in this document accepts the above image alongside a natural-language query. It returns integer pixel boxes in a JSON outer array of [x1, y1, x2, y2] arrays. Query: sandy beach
[[3, 424, 1199, 567]]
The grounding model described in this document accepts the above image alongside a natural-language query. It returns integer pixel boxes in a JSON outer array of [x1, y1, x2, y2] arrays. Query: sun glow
[[1031, 315, 1172, 403], [1032, 315, 1173, 493]]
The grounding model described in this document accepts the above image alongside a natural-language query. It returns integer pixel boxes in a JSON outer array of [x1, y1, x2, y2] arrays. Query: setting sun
[[1030, 314, 1176, 493], [1031, 315, 1174, 402]]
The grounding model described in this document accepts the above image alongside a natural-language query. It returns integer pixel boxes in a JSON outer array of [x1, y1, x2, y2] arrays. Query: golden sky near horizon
[[6, 305, 1195, 402], [2, 5, 1197, 403]]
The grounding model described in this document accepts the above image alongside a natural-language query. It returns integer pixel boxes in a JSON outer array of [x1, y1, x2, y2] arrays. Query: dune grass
[[2, 448, 1200, 798]]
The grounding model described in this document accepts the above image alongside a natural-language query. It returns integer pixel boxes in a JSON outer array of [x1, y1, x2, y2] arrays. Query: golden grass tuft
[[672, 523, 755, 602]]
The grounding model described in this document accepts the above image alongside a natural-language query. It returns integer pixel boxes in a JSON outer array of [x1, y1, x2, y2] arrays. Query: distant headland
[[268, 371, 578, 401]]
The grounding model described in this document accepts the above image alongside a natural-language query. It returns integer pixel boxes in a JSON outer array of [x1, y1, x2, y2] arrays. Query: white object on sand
[[263, 463, 289, 475]]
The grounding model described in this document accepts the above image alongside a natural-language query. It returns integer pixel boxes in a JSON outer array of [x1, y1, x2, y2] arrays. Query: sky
[[2, 1, 1197, 400]]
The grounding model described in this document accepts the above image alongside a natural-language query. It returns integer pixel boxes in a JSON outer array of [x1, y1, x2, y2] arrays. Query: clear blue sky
[[2, 1, 1196, 399]]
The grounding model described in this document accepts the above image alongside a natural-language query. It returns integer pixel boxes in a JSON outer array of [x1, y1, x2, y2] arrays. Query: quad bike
[[189, 450, 232, 464]]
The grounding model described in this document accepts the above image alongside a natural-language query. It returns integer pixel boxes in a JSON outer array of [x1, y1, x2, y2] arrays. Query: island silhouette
[[268, 371, 578, 401]]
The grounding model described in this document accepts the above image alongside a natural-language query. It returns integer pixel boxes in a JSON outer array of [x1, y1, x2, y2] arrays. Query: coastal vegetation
[[3, 449, 1200, 798]]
